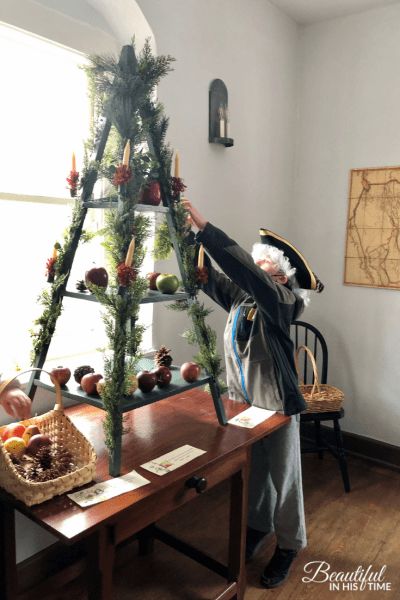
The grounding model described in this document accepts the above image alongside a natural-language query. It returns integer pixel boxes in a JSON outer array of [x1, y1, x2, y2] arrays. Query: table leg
[[0, 501, 17, 600], [85, 526, 115, 600], [227, 452, 250, 600]]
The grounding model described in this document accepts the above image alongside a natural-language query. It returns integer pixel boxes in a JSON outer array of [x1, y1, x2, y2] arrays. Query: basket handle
[[294, 345, 321, 399], [0, 369, 64, 414]]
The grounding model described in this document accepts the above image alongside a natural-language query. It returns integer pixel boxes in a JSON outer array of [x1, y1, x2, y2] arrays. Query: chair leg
[[333, 418, 351, 493], [314, 420, 324, 459]]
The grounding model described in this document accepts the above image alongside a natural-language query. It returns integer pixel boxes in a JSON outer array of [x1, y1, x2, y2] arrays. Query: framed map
[[344, 166, 400, 289]]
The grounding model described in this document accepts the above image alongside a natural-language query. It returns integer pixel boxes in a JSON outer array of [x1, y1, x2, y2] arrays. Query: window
[[0, 22, 153, 375]]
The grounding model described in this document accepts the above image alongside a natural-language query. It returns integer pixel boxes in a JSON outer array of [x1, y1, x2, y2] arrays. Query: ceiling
[[269, 0, 400, 24]]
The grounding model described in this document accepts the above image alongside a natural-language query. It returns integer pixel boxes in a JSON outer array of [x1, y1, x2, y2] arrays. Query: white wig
[[251, 243, 311, 306], [251, 243, 296, 278]]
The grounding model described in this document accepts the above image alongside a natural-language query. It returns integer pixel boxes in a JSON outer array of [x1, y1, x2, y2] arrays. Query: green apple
[[156, 273, 179, 294]]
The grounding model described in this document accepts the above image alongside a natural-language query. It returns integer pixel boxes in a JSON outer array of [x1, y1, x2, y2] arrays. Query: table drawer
[[113, 447, 247, 545]]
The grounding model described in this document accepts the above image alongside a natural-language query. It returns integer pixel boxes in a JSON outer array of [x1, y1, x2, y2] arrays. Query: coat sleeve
[[196, 222, 295, 328], [202, 259, 245, 313], [188, 231, 244, 312]]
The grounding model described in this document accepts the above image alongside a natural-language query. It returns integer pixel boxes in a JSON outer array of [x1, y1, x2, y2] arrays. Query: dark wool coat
[[195, 222, 307, 416]]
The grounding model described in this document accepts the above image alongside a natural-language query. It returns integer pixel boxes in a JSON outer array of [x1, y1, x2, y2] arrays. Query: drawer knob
[[185, 475, 208, 494]]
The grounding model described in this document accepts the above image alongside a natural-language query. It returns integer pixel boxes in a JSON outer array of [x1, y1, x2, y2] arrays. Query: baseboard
[[301, 422, 400, 471]]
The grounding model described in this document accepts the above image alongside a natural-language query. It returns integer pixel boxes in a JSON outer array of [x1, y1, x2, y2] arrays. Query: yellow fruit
[[4, 436, 26, 458], [127, 374, 138, 395], [22, 425, 41, 445], [96, 379, 106, 396]]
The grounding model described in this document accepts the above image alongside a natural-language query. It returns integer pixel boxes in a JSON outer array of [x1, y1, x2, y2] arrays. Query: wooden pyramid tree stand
[[27, 42, 227, 476]]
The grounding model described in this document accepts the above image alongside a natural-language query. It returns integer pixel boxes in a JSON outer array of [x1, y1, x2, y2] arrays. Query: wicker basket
[[295, 346, 344, 413], [0, 369, 96, 506]]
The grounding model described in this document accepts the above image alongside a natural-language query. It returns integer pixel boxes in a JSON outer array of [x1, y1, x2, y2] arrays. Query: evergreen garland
[[154, 219, 173, 260], [168, 299, 228, 395], [31, 39, 227, 468], [30, 198, 87, 359], [82, 40, 176, 460]]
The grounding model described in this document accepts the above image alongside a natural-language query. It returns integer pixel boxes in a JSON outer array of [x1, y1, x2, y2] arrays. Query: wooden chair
[[291, 320, 351, 493]]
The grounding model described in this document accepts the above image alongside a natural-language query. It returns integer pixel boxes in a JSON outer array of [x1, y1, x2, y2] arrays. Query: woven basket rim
[[299, 383, 344, 396], [0, 370, 96, 504]]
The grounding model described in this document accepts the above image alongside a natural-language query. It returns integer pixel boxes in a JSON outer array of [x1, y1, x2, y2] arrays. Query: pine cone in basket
[[36, 446, 53, 470], [24, 463, 40, 482], [74, 365, 95, 384], [155, 345, 173, 368], [53, 447, 75, 471]]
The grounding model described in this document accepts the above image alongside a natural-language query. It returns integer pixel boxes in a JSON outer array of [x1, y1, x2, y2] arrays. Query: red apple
[[180, 362, 201, 383], [146, 272, 161, 291], [26, 434, 52, 455], [50, 366, 71, 386], [152, 366, 172, 388], [141, 181, 161, 206], [1, 423, 26, 442], [137, 370, 157, 393], [80, 373, 103, 395], [85, 267, 108, 289]]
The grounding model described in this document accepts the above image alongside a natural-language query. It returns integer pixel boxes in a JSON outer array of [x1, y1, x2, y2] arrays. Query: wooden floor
[[34, 452, 400, 600]]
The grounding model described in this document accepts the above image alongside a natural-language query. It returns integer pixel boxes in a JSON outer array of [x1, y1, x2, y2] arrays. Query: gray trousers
[[247, 414, 307, 551]]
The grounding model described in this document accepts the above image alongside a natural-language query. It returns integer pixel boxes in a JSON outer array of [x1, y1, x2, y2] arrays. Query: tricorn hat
[[259, 228, 324, 292]]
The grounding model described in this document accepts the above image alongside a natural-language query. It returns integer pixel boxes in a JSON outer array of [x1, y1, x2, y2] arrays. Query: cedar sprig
[[137, 39, 175, 89], [154, 219, 173, 260], [178, 299, 227, 395]]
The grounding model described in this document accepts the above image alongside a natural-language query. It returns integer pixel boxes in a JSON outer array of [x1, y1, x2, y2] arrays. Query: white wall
[[136, 0, 299, 366], [292, 4, 400, 446]]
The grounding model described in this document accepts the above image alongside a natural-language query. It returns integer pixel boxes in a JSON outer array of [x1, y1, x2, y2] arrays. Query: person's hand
[[181, 199, 208, 231], [0, 388, 32, 420]]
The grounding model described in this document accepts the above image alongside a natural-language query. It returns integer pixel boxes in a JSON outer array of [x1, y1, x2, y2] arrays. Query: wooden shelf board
[[33, 360, 210, 413], [83, 201, 169, 213], [63, 290, 190, 304]]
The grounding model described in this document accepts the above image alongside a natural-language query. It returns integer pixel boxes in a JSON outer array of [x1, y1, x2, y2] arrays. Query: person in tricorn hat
[[182, 200, 323, 589]]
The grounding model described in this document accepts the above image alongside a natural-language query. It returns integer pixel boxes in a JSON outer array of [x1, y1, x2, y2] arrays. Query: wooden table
[[0, 389, 289, 600]]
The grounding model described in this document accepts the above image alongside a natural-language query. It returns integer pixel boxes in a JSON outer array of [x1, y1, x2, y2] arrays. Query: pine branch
[[154, 220, 173, 260]]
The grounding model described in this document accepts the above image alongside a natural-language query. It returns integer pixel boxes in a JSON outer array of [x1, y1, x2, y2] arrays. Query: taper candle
[[174, 152, 180, 178], [122, 140, 131, 166], [198, 244, 205, 269], [72, 152, 76, 172], [125, 237, 135, 266], [218, 105, 225, 138]]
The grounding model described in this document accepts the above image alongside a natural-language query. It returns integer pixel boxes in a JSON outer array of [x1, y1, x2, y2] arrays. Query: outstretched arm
[[182, 200, 289, 327], [186, 229, 244, 311], [198, 247, 245, 312]]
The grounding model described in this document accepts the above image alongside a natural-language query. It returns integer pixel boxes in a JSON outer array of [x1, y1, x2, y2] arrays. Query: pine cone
[[155, 345, 173, 368], [53, 447, 74, 471], [39, 467, 63, 481], [24, 464, 40, 482], [36, 446, 53, 470], [76, 279, 88, 292], [13, 462, 26, 478], [74, 365, 95, 383]]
